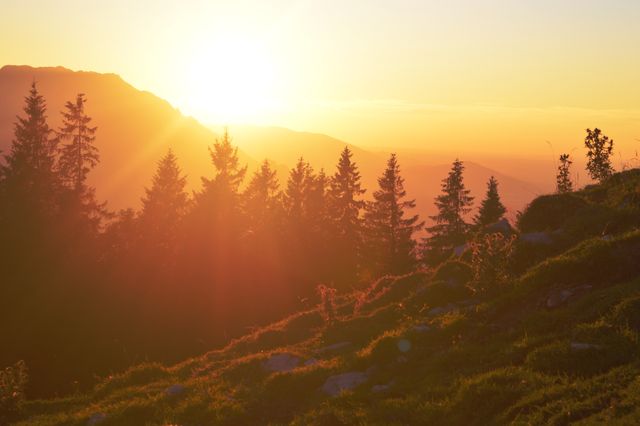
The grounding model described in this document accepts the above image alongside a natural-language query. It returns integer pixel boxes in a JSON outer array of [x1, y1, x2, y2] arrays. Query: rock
[[372, 383, 391, 393], [453, 244, 468, 257], [87, 413, 107, 425], [570, 342, 602, 351], [397, 339, 412, 353], [322, 372, 368, 396], [520, 232, 553, 245], [428, 304, 455, 316], [264, 353, 300, 373], [317, 341, 351, 353], [304, 358, 319, 367], [546, 289, 574, 309], [601, 234, 614, 242], [165, 384, 186, 397], [487, 218, 514, 235], [413, 324, 430, 333]]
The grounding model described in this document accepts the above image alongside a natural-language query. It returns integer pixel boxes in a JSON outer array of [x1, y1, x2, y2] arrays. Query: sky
[[2, 0, 640, 158]]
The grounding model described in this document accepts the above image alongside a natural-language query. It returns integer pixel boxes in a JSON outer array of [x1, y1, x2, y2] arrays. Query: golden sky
[[2, 0, 640, 158]]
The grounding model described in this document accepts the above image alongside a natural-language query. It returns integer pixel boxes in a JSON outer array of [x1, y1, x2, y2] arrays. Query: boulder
[[322, 372, 368, 396], [486, 218, 514, 235], [304, 358, 319, 367], [570, 342, 602, 351], [317, 341, 351, 353], [264, 353, 300, 373], [546, 289, 574, 309], [520, 232, 553, 245], [453, 244, 468, 257], [397, 339, 412, 353], [165, 384, 186, 397], [413, 324, 430, 333], [372, 383, 392, 393], [87, 413, 107, 425], [428, 304, 456, 316]]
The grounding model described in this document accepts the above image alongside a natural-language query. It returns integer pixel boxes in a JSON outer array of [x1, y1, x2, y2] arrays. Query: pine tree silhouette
[[244, 159, 281, 231], [140, 149, 189, 251], [364, 153, 423, 276], [474, 176, 506, 227], [425, 158, 473, 264], [327, 147, 366, 285], [57, 93, 98, 192]]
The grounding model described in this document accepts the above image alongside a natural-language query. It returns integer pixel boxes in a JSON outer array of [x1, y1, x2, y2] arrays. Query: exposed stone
[[87, 413, 107, 425], [264, 353, 300, 373], [453, 244, 468, 257], [322, 372, 368, 396], [428, 304, 456, 316], [487, 218, 514, 235], [570, 342, 602, 351], [413, 324, 431, 333], [165, 384, 186, 397], [304, 358, 319, 367], [372, 383, 392, 393], [317, 341, 351, 354], [546, 289, 574, 309], [520, 232, 553, 245], [397, 339, 412, 353]]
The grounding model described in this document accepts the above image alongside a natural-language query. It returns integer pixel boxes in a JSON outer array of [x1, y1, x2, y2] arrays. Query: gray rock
[[322, 372, 368, 396], [165, 384, 186, 397], [428, 304, 456, 316], [453, 244, 468, 257], [570, 342, 602, 351], [317, 341, 351, 353], [413, 324, 431, 333], [372, 383, 391, 393], [397, 339, 412, 353], [304, 358, 319, 367], [520, 232, 553, 245], [264, 353, 300, 373], [546, 289, 574, 309], [87, 413, 107, 425], [487, 218, 514, 235]]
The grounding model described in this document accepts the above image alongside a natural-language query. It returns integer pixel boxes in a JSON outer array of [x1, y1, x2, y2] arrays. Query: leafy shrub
[[517, 193, 588, 233], [432, 260, 473, 288], [317, 284, 337, 324], [468, 233, 516, 293], [525, 323, 637, 377], [611, 294, 640, 330], [0, 360, 28, 422]]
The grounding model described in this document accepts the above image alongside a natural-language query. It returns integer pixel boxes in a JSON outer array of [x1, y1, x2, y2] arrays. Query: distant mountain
[[0, 65, 258, 209], [0, 65, 542, 220]]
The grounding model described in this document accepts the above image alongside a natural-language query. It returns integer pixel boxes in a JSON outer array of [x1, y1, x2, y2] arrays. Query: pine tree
[[0, 82, 59, 223], [139, 149, 189, 251], [329, 146, 366, 240], [474, 176, 506, 227], [584, 128, 613, 182], [0, 82, 60, 265], [195, 129, 247, 218], [425, 158, 474, 263], [283, 157, 314, 225], [57, 93, 98, 192], [243, 159, 281, 230], [364, 153, 423, 276], [556, 153, 573, 193], [327, 147, 366, 284]]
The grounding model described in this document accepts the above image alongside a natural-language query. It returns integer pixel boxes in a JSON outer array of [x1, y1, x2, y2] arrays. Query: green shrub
[[0, 360, 28, 422], [432, 260, 473, 288], [468, 233, 516, 293], [517, 193, 588, 233]]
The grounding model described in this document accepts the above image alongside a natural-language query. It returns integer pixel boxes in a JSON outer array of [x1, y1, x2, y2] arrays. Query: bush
[[468, 233, 516, 293], [0, 360, 28, 422], [432, 260, 473, 288], [517, 193, 588, 233]]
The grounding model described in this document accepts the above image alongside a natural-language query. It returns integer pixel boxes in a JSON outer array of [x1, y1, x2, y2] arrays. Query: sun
[[182, 35, 282, 124]]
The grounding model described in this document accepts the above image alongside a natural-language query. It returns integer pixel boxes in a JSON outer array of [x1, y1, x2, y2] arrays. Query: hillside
[[12, 169, 640, 425]]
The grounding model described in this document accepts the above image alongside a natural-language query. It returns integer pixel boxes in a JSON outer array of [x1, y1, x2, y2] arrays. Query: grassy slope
[[14, 170, 640, 426]]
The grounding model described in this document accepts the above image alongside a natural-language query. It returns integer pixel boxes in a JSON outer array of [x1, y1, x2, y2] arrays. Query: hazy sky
[[2, 0, 640, 157]]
